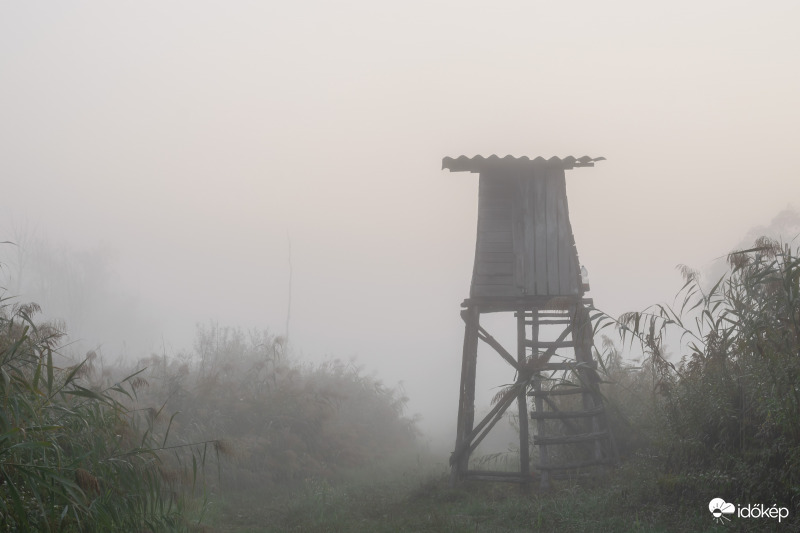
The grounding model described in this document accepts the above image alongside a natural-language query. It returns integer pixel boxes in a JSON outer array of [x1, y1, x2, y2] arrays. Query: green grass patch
[[203, 459, 752, 533]]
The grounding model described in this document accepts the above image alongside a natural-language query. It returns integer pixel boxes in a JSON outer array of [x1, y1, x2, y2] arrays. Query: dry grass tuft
[[676, 263, 699, 282], [75, 468, 100, 496], [213, 439, 236, 458], [130, 376, 149, 391]]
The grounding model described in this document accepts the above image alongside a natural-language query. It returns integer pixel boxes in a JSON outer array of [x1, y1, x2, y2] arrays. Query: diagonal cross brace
[[477, 325, 522, 372], [451, 324, 573, 465]]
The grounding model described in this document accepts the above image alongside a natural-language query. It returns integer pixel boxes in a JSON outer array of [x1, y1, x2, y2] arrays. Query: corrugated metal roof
[[442, 155, 605, 173]]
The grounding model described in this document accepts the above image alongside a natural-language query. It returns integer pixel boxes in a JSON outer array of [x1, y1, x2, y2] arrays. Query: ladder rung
[[464, 470, 527, 479], [516, 311, 571, 318], [536, 361, 597, 371], [463, 473, 531, 484], [535, 458, 610, 471], [525, 340, 576, 349], [534, 431, 609, 445], [530, 406, 604, 420], [524, 319, 572, 325]]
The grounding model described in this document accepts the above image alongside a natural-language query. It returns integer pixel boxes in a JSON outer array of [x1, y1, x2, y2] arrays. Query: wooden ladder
[[521, 305, 618, 489]]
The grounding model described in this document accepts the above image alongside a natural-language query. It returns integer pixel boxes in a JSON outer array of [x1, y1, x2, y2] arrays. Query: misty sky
[[2, 2, 799, 445]]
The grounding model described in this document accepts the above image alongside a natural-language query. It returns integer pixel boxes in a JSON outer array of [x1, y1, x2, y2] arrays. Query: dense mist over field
[[2, 0, 800, 464]]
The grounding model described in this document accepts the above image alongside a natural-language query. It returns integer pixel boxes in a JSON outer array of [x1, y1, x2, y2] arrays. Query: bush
[[131, 323, 420, 494], [0, 301, 206, 531], [602, 237, 800, 506]]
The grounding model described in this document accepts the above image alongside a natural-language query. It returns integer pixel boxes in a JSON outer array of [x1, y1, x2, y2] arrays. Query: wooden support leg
[[516, 311, 530, 490], [452, 305, 479, 485]]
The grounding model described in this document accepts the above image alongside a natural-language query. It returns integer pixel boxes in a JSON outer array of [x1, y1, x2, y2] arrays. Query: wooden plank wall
[[471, 171, 517, 297], [470, 165, 580, 298]]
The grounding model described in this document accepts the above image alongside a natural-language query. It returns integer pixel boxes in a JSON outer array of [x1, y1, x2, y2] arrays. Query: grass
[[203, 459, 731, 533]]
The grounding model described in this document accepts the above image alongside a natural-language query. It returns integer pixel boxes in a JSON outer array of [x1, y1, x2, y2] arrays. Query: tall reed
[[593, 238, 800, 504], [0, 300, 209, 531]]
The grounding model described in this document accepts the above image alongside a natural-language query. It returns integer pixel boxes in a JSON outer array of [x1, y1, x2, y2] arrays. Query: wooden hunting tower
[[444, 155, 617, 489]]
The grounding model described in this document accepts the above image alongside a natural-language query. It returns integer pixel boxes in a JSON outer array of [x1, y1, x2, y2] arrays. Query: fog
[[2, 2, 799, 450]]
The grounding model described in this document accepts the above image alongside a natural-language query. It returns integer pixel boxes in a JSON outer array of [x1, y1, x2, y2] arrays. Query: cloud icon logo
[[709, 498, 735, 524]]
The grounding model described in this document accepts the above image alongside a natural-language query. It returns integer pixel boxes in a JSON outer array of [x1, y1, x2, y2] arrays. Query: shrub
[[602, 238, 800, 505], [119, 323, 420, 495], [0, 301, 206, 531]]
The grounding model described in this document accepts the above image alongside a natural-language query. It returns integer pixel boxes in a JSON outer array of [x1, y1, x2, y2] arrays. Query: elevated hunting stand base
[[451, 297, 617, 490]]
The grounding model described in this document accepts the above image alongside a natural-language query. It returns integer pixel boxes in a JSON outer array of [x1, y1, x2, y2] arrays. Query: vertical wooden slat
[[556, 172, 577, 295], [522, 174, 535, 295], [545, 168, 560, 295], [511, 170, 526, 294], [564, 176, 580, 295], [532, 171, 548, 295], [470, 175, 487, 298]]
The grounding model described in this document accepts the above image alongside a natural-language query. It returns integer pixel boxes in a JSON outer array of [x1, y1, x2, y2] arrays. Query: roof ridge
[[442, 155, 605, 172]]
